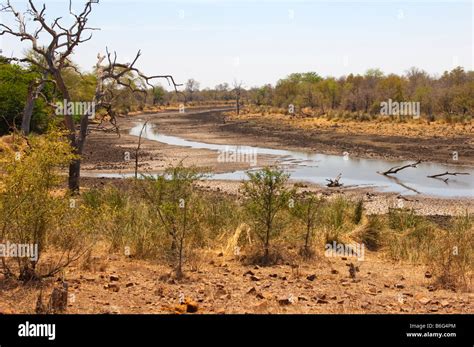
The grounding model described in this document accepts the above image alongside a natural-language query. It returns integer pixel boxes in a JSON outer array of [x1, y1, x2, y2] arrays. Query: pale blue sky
[[1, 0, 472, 89]]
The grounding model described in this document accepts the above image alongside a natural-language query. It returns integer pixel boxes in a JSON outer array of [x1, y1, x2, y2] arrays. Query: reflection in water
[[118, 123, 474, 198]]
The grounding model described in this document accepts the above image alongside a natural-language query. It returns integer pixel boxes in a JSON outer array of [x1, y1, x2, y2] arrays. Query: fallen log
[[427, 171, 470, 183], [427, 171, 470, 179], [380, 160, 422, 176]]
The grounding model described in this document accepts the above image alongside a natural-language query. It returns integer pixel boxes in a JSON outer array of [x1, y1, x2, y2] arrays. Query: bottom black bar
[[0, 314, 471, 346]]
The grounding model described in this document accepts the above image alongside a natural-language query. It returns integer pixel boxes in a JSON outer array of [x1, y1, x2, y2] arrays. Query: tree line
[[175, 68, 473, 119]]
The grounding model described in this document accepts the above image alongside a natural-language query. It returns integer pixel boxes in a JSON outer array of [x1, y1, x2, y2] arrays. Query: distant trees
[[136, 66, 473, 120], [152, 85, 166, 106], [233, 80, 243, 115], [185, 78, 200, 102], [169, 67, 472, 120]]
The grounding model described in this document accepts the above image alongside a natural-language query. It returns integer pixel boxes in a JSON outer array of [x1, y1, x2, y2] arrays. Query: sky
[[0, 0, 472, 89]]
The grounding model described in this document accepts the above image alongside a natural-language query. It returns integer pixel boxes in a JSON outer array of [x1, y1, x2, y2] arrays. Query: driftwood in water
[[326, 173, 343, 187], [427, 171, 470, 183], [380, 160, 422, 176]]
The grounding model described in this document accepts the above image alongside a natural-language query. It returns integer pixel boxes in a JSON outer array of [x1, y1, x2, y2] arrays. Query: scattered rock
[[418, 297, 431, 305], [394, 283, 405, 289], [243, 270, 255, 277], [126, 282, 134, 288], [106, 284, 120, 293], [256, 293, 265, 300], [250, 275, 260, 282], [217, 252, 224, 257], [269, 274, 278, 278], [215, 287, 227, 296], [306, 274, 317, 282], [109, 275, 120, 282], [277, 297, 292, 306], [246, 287, 257, 295], [347, 263, 359, 279], [331, 269, 339, 275], [424, 271, 432, 279], [440, 300, 450, 308], [172, 299, 199, 314]]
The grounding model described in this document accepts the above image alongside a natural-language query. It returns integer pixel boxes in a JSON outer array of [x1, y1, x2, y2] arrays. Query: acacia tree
[[139, 165, 203, 279], [0, 0, 181, 192], [241, 167, 293, 264], [290, 193, 323, 258]]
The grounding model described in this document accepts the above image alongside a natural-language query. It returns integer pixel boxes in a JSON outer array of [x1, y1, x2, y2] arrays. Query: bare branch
[[379, 160, 422, 176]]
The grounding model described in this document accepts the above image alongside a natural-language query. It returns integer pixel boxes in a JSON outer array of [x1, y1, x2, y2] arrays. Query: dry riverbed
[[82, 108, 473, 216]]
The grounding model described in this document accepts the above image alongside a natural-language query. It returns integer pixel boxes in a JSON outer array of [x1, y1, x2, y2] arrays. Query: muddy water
[[109, 123, 473, 198]]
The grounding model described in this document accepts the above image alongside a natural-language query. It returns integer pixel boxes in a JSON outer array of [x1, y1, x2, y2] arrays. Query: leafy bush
[[241, 167, 293, 264], [290, 193, 324, 258], [428, 213, 473, 291], [0, 129, 87, 281]]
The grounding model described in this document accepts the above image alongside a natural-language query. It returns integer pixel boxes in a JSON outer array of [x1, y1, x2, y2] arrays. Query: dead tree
[[379, 160, 422, 176], [0, 0, 181, 192]]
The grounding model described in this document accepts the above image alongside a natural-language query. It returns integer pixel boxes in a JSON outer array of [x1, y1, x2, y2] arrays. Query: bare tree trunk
[[53, 72, 82, 192], [21, 88, 35, 135], [22, 76, 46, 135], [68, 159, 81, 193]]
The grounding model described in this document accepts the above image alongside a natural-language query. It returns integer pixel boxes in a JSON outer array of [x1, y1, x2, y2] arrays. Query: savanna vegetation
[[0, 133, 471, 293], [0, 1, 472, 317]]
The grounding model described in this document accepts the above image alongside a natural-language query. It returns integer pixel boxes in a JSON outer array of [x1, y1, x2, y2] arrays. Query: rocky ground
[[0, 250, 472, 314]]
